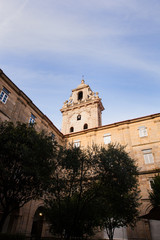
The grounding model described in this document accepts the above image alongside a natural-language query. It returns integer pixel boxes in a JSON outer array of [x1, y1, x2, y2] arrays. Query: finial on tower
[[81, 75, 85, 84]]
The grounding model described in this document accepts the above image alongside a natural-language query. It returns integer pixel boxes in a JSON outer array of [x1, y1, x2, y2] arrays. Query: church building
[[0, 69, 160, 240]]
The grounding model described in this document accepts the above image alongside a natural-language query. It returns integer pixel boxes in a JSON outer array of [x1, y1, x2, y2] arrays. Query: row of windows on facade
[[66, 137, 153, 189], [67, 140, 154, 189], [70, 123, 148, 138], [0, 87, 36, 125], [103, 131, 153, 165], [103, 127, 148, 141], [70, 125, 148, 142], [73, 138, 154, 165]]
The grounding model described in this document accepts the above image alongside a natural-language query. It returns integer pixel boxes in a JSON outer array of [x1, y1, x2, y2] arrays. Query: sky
[[0, 0, 160, 130]]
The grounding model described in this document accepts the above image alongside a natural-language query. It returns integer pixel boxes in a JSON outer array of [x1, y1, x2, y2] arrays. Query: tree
[[44, 145, 100, 239], [44, 144, 140, 240], [0, 121, 56, 232], [149, 175, 160, 207], [97, 144, 140, 240]]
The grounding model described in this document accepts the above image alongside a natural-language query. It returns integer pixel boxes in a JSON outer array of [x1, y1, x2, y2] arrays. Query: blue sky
[[0, 0, 160, 130]]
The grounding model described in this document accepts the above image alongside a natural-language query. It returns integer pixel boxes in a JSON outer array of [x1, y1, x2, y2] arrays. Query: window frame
[[0, 87, 10, 104], [138, 126, 148, 137], [73, 140, 80, 148], [142, 149, 154, 164], [29, 113, 36, 125], [103, 133, 111, 144]]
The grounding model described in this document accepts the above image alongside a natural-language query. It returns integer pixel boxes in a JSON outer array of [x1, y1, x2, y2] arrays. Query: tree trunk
[[106, 226, 114, 240], [0, 211, 9, 232], [108, 230, 113, 240]]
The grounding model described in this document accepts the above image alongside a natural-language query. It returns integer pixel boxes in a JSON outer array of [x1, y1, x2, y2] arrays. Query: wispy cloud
[[0, 0, 160, 128], [1, 0, 160, 76]]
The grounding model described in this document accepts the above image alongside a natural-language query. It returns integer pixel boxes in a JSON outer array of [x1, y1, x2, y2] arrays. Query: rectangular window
[[103, 133, 111, 144], [29, 113, 36, 125], [73, 140, 80, 148], [142, 149, 154, 164], [138, 126, 148, 137], [0, 87, 9, 104], [149, 179, 154, 189], [51, 132, 55, 140]]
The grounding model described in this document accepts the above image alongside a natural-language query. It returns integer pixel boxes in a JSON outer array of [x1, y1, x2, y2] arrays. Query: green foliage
[[0, 121, 56, 232], [96, 144, 140, 240], [44, 144, 140, 240], [45, 145, 99, 239], [149, 174, 160, 207]]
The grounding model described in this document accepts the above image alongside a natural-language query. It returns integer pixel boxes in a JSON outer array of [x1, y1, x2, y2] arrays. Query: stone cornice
[[60, 98, 104, 113], [139, 169, 160, 175]]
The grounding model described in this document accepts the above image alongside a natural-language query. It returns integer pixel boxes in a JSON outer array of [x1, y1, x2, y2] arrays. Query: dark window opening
[[51, 132, 55, 140], [0, 87, 10, 104], [70, 127, 74, 133], [84, 124, 88, 130], [29, 113, 36, 125], [78, 91, 83, 101], [77, 115, 81, 120]]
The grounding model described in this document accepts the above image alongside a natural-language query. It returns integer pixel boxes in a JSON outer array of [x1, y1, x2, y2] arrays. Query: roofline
[[0, 69, 63, 137], [72, 84, 89, 92], [64, 113, 160, 138]]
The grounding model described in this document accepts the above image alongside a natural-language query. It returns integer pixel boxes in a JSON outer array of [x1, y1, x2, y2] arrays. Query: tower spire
[[81, 75, 85, 84]]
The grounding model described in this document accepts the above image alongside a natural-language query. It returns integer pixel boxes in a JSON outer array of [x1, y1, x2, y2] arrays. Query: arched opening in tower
[[78, 91, 83, 101], [84, 124, 88, 130], [70, 127, 74, 132]]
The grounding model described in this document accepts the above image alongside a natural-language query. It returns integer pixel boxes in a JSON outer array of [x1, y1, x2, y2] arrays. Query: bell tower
[[60, 79, 104, 134]]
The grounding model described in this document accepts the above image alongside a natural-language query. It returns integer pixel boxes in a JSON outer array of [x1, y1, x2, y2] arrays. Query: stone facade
[[61, 79, 104, 134], [0, 69, 64, 145], [0, 70, 64, 237], [0, 69, 160, 239]]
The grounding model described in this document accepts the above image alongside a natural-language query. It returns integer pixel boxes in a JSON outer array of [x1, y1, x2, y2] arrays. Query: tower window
[[77, 115, 81, 120], [78, 91, 83, 101], [70, 127, 74, 133], [84, 124, 88, 130]]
